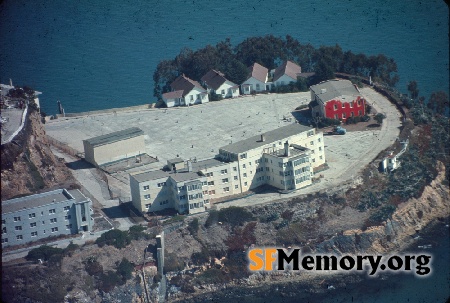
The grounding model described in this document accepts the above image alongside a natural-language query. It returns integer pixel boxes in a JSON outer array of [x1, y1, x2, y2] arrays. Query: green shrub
[[217, 206, 254, 227], [84, 258, 103, 276], [95, 229, 131, 249], [26, 245, 64, 262], [259, 213, 279, 223], [205, 210, 219, 227], [164, 253, 184, 274], [116, 258, 134, 282], [128, 225, 150, 240], [191, 247, 210, 266], [187, 218, 199, 235], [98, 271, 121, 292]]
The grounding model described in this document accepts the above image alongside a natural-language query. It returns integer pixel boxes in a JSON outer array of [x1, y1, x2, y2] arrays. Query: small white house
[[162, 75, 209, 107], [201, 69, 239, 99], [241, 63, 270, 95], [273, 61, 302, 87]]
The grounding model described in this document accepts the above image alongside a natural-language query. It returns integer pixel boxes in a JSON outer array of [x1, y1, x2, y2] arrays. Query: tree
[[374, 113, 385, 125], [427, 91, 449, 114], [407, 80, 419, 100], [314, 58, 335, 82], [26, 245, 64, 262], [116, 258, 134, 282]]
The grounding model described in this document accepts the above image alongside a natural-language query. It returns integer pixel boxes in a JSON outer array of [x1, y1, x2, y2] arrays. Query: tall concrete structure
[[1, 189, 94, 248], [83, 127, 145, 166], [130, 123, 325, 215]]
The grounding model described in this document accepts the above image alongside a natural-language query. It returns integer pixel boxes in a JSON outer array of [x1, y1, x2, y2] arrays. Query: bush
[[98, 271, 121, 292], [128, 225, 149, 240], [116, 258, 134, 282], [26, 245, 64, 262], [164, 252, 184, 274], [95, 229, 131, 249], [318, 117, 341, 128], [205, 210, 219, 227], [187, 218, 199, 236], [210, 92, 223, 101], [374, 113, 386, 124], [368, 204, 396, 225], [217, 206, 254, 227], [191, 247, 210, 266], [84, 258, 103, 276], [259, 213, 279, 223]]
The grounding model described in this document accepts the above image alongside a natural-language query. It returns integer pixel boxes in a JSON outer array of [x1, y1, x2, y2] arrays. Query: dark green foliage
[[205, 209, 219, 227], [210, 92, 223, 101], [427, 91, 449, 114], [195, 268, 228, 284], [259, 212, 279, 223], [191, 246, 210, 266], [187, 218, 199, 235], [98, 271, 121, 293], [317, 117, 341, 128], [63, 242, 79, 256], [345, 116, 363, 124], [369, 205, 396, 225], [407, 80, 419, 100], [128, 225, 150, 240], [281, 210, 294, 221], [95, 229, 131, 249], [223, 251, 249, 279], [26, 245, 64, 262], [84, 257, 103, 276], [153, 273, 162, 284], [225, 222, 257, 253], [153, 36, 399, 100], [374, 113, 386, 124], [217, 206, 254, 227], [357, 191, 386, 211], [116, 258, 134, 282]]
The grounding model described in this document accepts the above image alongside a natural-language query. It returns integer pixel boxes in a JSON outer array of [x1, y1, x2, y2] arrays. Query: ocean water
[[0, 0, 448, 115]]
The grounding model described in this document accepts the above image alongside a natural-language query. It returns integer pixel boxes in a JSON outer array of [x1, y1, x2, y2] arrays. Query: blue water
[[0, 0, 448, 115]]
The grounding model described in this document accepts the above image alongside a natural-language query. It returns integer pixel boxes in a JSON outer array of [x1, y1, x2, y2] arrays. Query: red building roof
[[247, 63, 268, 83], [273, 61, 302, 82]]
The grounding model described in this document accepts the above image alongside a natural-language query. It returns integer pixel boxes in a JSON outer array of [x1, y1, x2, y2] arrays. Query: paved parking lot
[[46, 88, 401, 205]]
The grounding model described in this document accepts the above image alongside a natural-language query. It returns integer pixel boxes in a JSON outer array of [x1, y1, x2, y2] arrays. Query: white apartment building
[[130, 123, 325, 215]]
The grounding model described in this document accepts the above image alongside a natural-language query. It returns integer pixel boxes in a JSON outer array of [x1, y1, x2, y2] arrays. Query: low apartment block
[[1, 189, 94, 248], [130, 123, 325, 215]]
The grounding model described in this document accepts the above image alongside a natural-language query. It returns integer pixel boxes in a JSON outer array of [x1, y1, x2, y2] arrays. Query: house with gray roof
[[162, 74, 209, 107], [272, 61, 302, 87], [309, 79, 366, 121], [201, 69, 239, 99]]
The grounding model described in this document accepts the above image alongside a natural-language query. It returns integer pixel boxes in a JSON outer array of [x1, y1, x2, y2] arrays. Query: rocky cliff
[[1, 108, 77, 200]]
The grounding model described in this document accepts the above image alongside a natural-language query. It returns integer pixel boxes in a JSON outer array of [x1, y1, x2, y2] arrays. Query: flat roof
[[131, 168, 202, 183], [192, 158, 229, 171], [219, 123, 312, 154], [83, 127, 144, 147], [2, 189, 88, 214]]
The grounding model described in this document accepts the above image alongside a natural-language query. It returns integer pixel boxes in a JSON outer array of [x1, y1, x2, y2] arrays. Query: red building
[[310, 79, 366, 121]]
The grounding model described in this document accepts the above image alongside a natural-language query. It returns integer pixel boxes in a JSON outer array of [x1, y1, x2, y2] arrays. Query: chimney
[[187, 160, 193, 172], [261, 134, 265, 142], [321, 88, 327, 94], [284, 141, 290, 157]]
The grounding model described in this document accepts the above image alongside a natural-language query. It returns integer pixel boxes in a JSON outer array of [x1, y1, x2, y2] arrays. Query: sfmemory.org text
[[248, 248, 432, 276]]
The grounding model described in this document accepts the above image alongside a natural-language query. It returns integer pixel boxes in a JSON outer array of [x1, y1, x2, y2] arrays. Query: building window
[[159, 200, 169, 205], [223, 187, 230, 192], [16, 235, 23, 240], [335, 114, 338, 119], [1, 238, 8, 243], [50, 218, 57, 223], [342, 113, 346, 118], [244, 182, 248, 186], [31, 231, 38, 237], [358, 100, 361, 106], [334, 104, 338, 110], [320, 156, 323, 160], [234, 176, 238, 180], [351, 112, 354, 117], [350, 101, 353, 108], [29, 213, 36, 219], [318, 138, 321, 143], [202, 181, 208, 186], [235, 185, 239, 189], [145, 203, 151, 209], [1, 227, 6, 234], [310, 141, 314, 145], [65, 215, 71, 220], [143, 185, 150, 190], [66, 224, 72, 230], [221, 169, 227, 174], [30, 222, 37, 228], [207, 181, 214, 185], [1, 219, 5, 224], [243, 173, 247, 178], [222, 178, 228, 183], [203, 190, 208, 195], [240, 153, 247, 159], [144, 194, 151, 200], [13, 216, 21, 222], [233, 167, 237, 171], [157, 182, 166, 188], [15, 226, 22, 231], [51, 227, 58, 233], [206, 172, 213, 177], [312, 158, 316, 162], [358, 110, 362, 116], [208, 190, 215, 195], [179, 195, 186, 200], [242, 164, 246, 169], [49, 209, 56, 214], [319, 147, 322, 151]]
